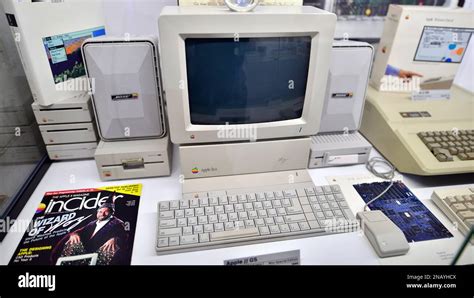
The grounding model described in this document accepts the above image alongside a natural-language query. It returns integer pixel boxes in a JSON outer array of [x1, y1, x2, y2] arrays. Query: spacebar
[[210, 228, 260, 242]]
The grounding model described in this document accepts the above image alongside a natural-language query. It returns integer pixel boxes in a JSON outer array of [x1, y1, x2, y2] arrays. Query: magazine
[[10, 184, 141, 265]]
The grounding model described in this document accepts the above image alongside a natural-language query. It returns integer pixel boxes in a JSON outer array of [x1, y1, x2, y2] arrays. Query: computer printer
[[309, 40, 373, 168]]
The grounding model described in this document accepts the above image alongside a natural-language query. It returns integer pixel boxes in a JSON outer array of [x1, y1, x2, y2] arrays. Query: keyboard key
[[452, 203, 467, 213], [160, 211, 175, 220], [299, 197, 310, 205], [190, 198, 199, 208], [302, 205, 312, 213], [218, 214, 228, 222], [181, 235, 198, 245], [209, 197, 219, 206], [255, 192, 265, 201], [237, 194, 247, 203], [312, 203, 322, 212], [275, 216, 285, 224], [255, 218, 265, 226], [249, 211, 258, 219], [265, 192, 275, 199], [330, 185, 342, 193], [183, 227, 193, 235], [199, 197, 209, 207], [204, 224, 214, 233], [228, 195, 238, 204], [258, 210, 267, 217], [169, 236, 180, 246], [205, 206, 215, 215], [195, 208, 205, 216], [235, 204, 244, 212], [245, 220, 255, 227], [185, 209, 194, 217], [267, 209, 277, 217], [314, 186, 324, 195], [277, 208, 287, 216], [269, 225, 280, 234], [228, 213, 238, 221], [284, 214, 306, 223], [158, 238, 169, 247], [159, 227, 182, 237], [180, 200, 189, 209], [199, 233, 210, 243], [305, 187, 316, 196], [322, 186, 332, 194], [246, 193, 257, 202], [342, 208, 355, 220], [321, 203, 330, 210], [289, 223, 300, 232], [244, 203, 254, 210], [305, 213, 316, 221], [170, 200, 180, 210], [211, 228, 259, 241], [215, 206, 225, 214], [238, 212, 249, 220], [308, 220, 320, 229], [279, 224, 290, 233], [224, 222, 234, 230], [177, 218, 187, 227], [274, 191, 284, 200], [254, 202, 263, 210], [175, 210, 184, 218], [194, 225, 203, 234], [159, 202, 170, 211], [458, 210, 474, 220], [263, 201, 273, 209], [283, 190, 297, 197], [208, 215, 218, 223], [219, 196, 228, 205], [265, 218, 275, 225], [188, 217, 197, 226], [214, 223, 224, 232], [299, 222, 310, 230], [273, 200, 282, 208], [224, 205, 234, 213], [234, 221, 244, 229], [259, 226, 270, 235], [198, 216, 208, 225], [443, 196, 457, 205], [160, 219, 177, 228], [286, 206, 303, 214]]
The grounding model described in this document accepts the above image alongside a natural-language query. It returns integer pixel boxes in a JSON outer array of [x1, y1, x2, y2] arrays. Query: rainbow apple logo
[[36, 203, 46, 214], [192, 167, 199, 174]]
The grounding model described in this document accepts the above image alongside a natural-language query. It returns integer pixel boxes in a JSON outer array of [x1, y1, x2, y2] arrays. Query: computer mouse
[[357, 210, 409, 258]]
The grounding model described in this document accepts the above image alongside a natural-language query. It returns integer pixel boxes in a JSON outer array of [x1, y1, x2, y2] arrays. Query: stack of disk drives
[[82, 37, 172, 181], [308, 40, 374, 168], [4, 0, 106, 160]]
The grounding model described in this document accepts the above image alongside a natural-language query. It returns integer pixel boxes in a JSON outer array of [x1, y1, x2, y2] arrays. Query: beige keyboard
[[418, 130, 474, 162], [431, 186, 474, 238], [156, 183, 356, 255]]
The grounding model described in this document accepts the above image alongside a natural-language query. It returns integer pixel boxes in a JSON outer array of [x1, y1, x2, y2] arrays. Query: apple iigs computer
[[156, 6, 357, 254]]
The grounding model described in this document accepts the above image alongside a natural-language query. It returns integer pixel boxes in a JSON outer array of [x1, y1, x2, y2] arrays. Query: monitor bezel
[[159, 6, 336, 144]]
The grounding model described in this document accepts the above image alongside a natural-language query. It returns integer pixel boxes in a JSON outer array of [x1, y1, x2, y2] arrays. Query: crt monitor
[[158, 6, 336, 144]]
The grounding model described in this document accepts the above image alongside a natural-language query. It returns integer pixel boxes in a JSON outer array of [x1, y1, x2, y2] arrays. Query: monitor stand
[[179, 137, 311, 179]]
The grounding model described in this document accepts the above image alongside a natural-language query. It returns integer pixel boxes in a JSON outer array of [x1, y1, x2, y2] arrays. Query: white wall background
[[102, 0, 177, 38]]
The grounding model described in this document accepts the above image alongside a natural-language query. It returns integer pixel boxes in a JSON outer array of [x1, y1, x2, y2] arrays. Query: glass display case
[[0, 2, 51, 241]]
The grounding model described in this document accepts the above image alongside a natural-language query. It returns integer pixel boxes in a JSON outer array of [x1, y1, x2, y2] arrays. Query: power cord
[[363, 157, 396, 211]]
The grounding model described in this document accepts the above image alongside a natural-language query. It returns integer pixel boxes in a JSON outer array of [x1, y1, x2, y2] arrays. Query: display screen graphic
[[43, 26, 106, 83], [414, 26, 472, 63]]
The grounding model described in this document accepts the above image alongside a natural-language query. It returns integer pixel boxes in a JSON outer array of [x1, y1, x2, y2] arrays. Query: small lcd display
[[185, 36, 311, 125], [43, 26, 106, 84], [414, 26, 473, 63]]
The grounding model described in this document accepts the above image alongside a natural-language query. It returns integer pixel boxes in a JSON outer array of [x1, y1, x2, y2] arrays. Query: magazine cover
[[10, 184, 141, 265]]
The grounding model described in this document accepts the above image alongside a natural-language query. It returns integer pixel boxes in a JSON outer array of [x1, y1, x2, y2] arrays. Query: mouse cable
[[363, 157, 396, 211]]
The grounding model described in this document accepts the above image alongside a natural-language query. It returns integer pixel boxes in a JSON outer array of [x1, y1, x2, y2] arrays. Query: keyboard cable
[[363, 157, 396, 211]]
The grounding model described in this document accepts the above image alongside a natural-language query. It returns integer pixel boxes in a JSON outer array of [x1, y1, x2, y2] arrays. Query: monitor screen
[[185, 36, 311, 125], [43, 26, 106, 84], [414, 26, 473, 63]]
